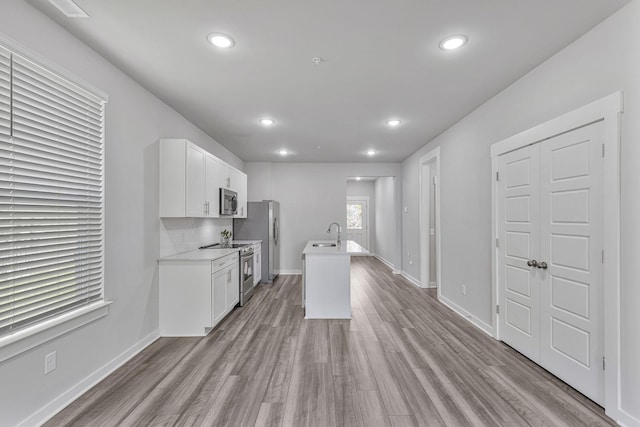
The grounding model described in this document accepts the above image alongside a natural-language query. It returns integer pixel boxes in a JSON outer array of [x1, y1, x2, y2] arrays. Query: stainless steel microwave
[[220, 188, 238, 215]]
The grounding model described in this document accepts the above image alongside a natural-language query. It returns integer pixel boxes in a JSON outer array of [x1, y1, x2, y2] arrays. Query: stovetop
[[198, 242, 253, 254]]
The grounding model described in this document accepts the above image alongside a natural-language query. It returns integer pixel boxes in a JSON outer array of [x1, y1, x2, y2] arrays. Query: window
[[346, 203, 363, 230], [0, 45, 106, 339]]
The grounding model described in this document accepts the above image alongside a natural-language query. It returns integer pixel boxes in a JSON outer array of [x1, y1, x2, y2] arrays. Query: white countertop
[[302, 240, 369, 255], [159, 248, 239, 262], [159, 240, 262, 262], [232, 240, 262, 245]]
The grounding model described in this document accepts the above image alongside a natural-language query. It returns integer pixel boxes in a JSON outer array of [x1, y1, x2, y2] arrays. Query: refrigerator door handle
[[273, 217, 279, 245]]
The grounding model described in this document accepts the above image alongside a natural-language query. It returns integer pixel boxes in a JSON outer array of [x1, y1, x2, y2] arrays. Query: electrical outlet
[[44, 351, 56, 375], [461, 284, 467, 295]]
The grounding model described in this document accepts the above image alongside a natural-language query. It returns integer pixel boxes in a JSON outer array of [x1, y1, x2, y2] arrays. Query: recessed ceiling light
[[278, 149, 288, 156], [259, 118, 275, 126], [356, 177, 361, 181], [439, 35, 468, 50], [207, 33, 235, 48], [366, 150, 376, 156], [386, 119, 402, 127]]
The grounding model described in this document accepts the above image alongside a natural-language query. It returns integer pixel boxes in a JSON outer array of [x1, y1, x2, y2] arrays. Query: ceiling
[[28, 0, 629, 163]]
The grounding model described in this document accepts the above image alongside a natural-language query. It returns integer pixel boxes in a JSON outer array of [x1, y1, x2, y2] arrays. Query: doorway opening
[[419, 147, 441, 295], [346, 196, 369, 250], [346, 176, 399, 269]]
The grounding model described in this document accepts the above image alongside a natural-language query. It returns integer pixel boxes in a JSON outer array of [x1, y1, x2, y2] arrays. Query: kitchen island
[[302, 240, 368, 319]]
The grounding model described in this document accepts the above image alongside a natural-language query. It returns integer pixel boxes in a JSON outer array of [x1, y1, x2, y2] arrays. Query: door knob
[[538, 261, 548, 270], [527, 260, 538, 268]]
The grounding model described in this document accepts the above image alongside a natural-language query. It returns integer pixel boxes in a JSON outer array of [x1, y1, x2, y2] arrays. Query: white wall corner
[[400, 271, 422, 288], [19, 329, 160, 427], [615, 408, 640, 427], [374, 254, 395, 271], [439, 295, 494, 337]]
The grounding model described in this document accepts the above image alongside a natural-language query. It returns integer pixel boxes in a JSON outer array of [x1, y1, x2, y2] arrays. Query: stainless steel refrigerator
[[233, 200, 280, 283]]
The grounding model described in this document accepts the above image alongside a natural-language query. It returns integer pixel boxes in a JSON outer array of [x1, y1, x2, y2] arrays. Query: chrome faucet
[[327, 222, 342, 245]]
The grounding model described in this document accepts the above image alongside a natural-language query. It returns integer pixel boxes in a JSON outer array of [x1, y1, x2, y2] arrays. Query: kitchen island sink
[[301, 240, 368, 319]]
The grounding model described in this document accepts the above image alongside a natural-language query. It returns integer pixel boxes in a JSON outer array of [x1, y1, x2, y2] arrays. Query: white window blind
[[0, 48, 105, 338]]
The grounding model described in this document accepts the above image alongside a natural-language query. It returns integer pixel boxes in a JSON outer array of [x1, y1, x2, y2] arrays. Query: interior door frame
[[490, 92, 622, 420], [346, 196, 370, 250], [419, 147, 442, 294]]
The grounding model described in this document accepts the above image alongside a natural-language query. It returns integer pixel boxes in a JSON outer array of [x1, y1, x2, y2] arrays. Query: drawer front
[[212, 253, 239, 272]]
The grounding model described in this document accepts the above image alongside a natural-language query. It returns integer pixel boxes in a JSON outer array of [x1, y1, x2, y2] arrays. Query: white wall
[[245, 162, 272, 202], [401, 1, 640, 423], [374, 178, 397, 267], [0, 1, 243, 425], [346, 180, 376, 253], [247, 163, 402, 272]]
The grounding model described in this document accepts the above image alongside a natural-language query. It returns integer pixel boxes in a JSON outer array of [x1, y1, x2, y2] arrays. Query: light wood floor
[[46, 256, 613, 426]]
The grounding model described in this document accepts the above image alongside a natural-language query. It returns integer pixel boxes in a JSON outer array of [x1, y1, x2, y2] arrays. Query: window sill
[[0, 301, 113, 364]]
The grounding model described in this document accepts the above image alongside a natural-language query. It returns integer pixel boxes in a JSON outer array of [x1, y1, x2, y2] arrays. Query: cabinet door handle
[[537, 261, 548, 270], [527, 259, 538, 268]]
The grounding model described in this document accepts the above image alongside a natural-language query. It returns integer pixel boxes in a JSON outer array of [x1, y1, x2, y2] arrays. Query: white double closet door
[[497, 121, 604, 405]]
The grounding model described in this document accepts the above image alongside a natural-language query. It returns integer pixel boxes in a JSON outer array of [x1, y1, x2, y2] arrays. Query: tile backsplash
[[160, 217, 233, 257]]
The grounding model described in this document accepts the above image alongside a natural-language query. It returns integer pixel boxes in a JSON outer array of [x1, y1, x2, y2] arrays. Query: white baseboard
[[278, 270, 302, 275], [20, 329, 160, 427], [400, 271, 422, 288], [374, 254, 395, 270], [615, 408, 640, 427], [430, 281, 437, 288], [438, 295, 494, 337]]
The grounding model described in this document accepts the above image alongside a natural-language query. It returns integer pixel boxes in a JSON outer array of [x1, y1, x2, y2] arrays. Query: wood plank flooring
[[46, 256, 614, 426]]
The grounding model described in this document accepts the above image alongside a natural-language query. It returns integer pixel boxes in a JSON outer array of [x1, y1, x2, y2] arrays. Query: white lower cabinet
[[213, 263, 239, 325], [226, 267, 240, 308], [159, 252, 239, 336], [212, 268, 228, 325]]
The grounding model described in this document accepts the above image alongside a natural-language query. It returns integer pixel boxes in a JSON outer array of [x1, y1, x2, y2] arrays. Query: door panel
[[498, 145, 540, 362], [539, 121, 604, 405], [186, 144, 206, 217]]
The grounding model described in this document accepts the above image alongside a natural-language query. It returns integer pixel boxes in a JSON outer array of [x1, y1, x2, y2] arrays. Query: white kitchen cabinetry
[[226, 267, 240, 309], [253, 243, 262, 285], [212, 257, 239, 324], [160, 139, 220, 218], [220, 162, 247, 218], [159, 251, 239, 336], [159, 138, 245, 218], [212, 268, 228, 325], [205, 153, 220, 216], [235, 171, 247, 218]]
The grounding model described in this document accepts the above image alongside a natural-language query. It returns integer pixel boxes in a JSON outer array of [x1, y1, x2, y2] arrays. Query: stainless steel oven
[[239, 245, 254, 306]]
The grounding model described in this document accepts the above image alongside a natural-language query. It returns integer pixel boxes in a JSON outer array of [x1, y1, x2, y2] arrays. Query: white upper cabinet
[[205, 153, 220, 217], [159, 139, 242, 218], [219, 162, 232, 190], [219, 160, 247, 218], [234, 169, 247, 218], [185, 142, 207, 216]]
